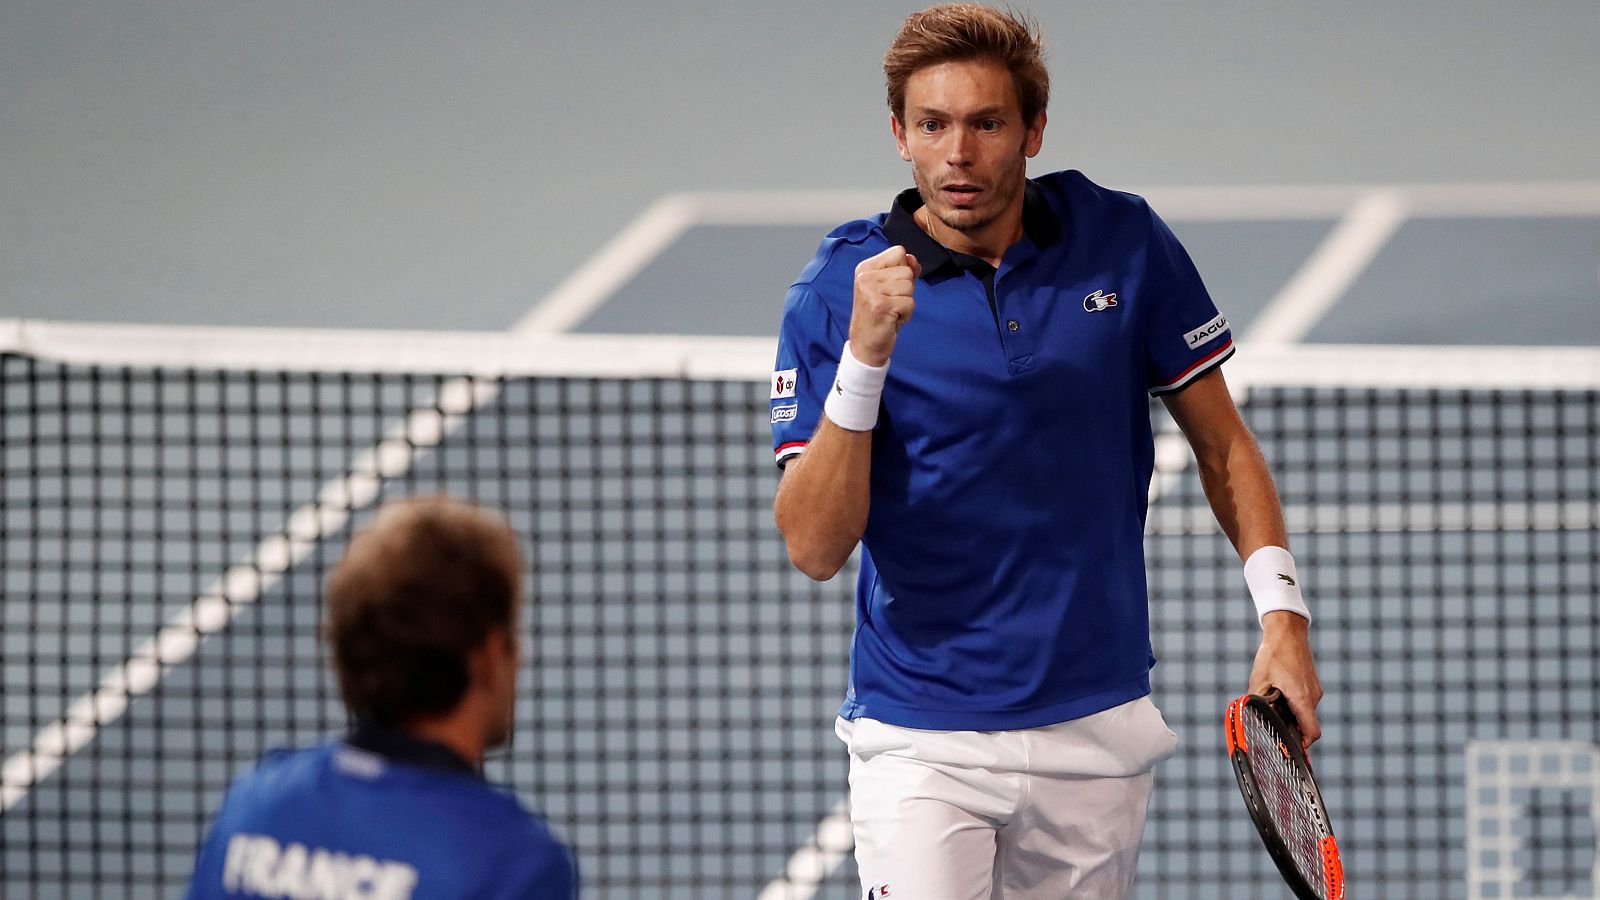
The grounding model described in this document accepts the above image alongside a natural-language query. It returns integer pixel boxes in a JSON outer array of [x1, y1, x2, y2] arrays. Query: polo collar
[[882, 179, 1062, 277]]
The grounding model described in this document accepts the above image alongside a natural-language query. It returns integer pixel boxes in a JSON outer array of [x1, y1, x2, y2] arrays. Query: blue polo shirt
[[771, 169, 1232, 731], [187, 725, 577, 899]]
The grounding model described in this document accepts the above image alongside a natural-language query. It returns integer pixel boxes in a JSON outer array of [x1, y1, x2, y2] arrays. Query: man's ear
[[1024, 110, 1046, 158]]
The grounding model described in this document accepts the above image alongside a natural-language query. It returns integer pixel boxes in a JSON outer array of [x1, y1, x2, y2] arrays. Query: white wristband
[[824, 342, 888, 432], [1243, 545, 1311, 627]]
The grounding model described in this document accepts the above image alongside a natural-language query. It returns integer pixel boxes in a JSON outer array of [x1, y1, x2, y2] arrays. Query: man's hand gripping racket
[[1225, 690, 1345, 900]]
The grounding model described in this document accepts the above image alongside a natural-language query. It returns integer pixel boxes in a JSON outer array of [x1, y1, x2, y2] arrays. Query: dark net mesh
[[1, 354, 1596, 898]]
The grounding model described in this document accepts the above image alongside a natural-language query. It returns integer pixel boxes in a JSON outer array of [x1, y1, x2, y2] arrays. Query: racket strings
[[1241, 710, 1330, 897]]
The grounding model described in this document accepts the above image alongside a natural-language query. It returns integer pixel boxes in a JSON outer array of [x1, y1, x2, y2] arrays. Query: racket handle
[[1259, 689, 1312, 756], [1259, 688, 1291, 718]]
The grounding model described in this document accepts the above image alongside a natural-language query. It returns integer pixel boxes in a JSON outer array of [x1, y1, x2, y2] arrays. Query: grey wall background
[[3, 1, 1598, 329]]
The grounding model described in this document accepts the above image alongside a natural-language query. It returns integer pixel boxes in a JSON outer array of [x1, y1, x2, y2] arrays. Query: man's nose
[[946, 126, 975, 166]]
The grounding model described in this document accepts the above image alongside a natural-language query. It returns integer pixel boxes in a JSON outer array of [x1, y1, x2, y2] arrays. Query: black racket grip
[[1259, 689, 1312, 759], [1260, 688, 1292, 721]]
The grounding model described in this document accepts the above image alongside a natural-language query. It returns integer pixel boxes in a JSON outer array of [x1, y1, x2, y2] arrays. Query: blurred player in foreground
[[771, 5, 1322, 898], [187, 496, 577, 899]]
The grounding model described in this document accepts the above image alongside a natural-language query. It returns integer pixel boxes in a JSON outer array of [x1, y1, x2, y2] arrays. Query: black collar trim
[[881, 179, 1062, 276], [345, 721, 481, 778]]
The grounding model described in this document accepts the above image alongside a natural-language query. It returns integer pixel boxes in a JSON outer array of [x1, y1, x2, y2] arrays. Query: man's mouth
[[941, 184, 983, 206]]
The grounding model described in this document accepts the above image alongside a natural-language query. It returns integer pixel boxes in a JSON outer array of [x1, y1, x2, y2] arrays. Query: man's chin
[[936, 206, 997, 234]]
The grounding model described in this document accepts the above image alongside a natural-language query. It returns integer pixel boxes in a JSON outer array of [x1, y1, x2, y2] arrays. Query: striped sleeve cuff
[[1149, 340, 1234, 396], [774, 441, 806, 469]]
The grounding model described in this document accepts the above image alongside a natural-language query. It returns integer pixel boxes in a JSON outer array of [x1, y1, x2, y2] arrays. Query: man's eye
[[919, 120, 940, 133], [979, 120, 1001, 132]]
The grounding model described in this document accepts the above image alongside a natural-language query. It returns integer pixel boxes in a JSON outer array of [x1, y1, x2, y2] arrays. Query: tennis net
[[2, 319, 1597, 899]]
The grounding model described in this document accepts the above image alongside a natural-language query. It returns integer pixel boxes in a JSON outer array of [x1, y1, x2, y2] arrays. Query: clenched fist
[[850, 245, 921, 366]]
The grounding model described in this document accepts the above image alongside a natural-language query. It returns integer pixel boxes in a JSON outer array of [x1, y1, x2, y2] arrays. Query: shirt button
[[1007, 320, 1020, 332]]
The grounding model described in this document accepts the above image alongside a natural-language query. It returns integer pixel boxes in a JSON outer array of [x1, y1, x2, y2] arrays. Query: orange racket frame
[[1225, 693, 1345, 900]]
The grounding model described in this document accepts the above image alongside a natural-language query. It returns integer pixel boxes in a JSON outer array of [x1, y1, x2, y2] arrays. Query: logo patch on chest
[[1083, 289, 1119, 312]]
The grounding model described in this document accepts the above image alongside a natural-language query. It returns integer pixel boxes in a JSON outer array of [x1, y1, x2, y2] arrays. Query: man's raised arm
[[774, 246, 920, 580]]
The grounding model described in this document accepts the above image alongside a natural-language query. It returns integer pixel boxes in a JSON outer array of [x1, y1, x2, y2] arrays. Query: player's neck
[[920, 192, 1025, 269], [404, 712, 487, 769]]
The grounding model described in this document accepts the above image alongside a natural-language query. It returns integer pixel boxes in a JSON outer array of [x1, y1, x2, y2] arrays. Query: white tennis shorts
[[838, 696, 1179, 900]]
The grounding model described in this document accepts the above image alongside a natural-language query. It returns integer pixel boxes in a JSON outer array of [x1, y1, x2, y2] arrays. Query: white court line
[[690, 191, 892, 226], [568, 181, 1600, 232], [1244, 188, 1409, 345], [627, 186, 1367, 226], [1401, 181, 1600, 217], [512, 193, 700, 334]]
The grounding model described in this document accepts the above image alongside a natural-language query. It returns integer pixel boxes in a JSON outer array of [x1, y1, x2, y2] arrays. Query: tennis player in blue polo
[[772, 6, 1323, 898], [187, 497, 577, 899]]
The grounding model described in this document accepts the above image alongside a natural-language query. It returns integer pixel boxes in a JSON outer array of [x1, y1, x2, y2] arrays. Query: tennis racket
[[1224, 691, 1344, 900]]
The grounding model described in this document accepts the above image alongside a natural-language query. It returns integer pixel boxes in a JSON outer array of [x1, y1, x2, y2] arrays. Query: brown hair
[[884, 4, 1049, 124], [324, 496, 523, 727]]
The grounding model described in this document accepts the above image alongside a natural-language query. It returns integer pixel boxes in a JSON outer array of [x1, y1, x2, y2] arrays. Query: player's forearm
[[1193, 427, 1288, 563], [1216, 432, 1322, 735], [773, 419, 873, 581]]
